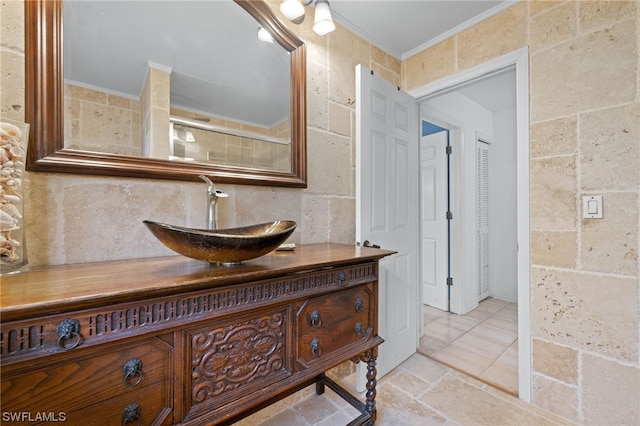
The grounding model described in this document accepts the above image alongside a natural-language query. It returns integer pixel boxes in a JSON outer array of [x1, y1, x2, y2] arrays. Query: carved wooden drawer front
[[183, 307, 291, 422], [1, 337, 173, 425], [296, 284, 374, 365]]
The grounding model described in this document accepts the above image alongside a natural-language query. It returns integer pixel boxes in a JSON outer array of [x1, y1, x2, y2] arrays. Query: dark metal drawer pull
[[56, 318, 82, 350], [310, 310, 322, 327], [122, 402, 141, 426], [355, 298, 364, 312], [311, 338, 322, 357], [123, 358, 143, 386], [355, 322, 366, 336]]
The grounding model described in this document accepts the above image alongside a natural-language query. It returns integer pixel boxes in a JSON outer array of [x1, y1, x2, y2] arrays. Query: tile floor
[[419, 298, 519, 395], [237, 299, 571, 426], [236, 353, 569, 426]]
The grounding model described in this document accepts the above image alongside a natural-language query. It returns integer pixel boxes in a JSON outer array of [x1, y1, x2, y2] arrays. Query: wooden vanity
[[0, 243, 393, 425]]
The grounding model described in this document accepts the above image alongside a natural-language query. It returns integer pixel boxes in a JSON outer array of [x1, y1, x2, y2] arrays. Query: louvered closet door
[[477, 140, 490, 301]]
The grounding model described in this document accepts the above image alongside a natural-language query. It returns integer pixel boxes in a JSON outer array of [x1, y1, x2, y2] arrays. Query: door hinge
[[447, 277, 453, 286], [446, 146, 452, 155], [446, 211, 453, 220]]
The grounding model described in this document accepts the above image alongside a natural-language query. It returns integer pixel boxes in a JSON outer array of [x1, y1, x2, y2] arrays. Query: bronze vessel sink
[[143, 220, 296, 264]]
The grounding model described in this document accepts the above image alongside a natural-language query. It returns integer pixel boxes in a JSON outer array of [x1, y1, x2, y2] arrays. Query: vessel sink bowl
[[143, 220, 296, 264]]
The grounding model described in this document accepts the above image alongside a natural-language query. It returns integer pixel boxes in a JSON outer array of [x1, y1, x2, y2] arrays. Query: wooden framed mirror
[[25, 0, 307, 187]]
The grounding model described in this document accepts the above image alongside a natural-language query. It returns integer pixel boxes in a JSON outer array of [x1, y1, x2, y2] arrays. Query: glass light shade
[[280, 0, 305, 24], [313, 0, 335, 35], [257, 26, 275, 43]]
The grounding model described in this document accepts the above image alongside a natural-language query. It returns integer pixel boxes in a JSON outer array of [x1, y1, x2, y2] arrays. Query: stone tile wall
[[65, 80, 290, 170], [404, 1, 639, 424], [64, 84, 142, 156], [2, 0, 637, 423]]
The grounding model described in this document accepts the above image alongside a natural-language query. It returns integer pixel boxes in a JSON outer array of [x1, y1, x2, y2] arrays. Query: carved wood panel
[[185, 308, 291, 418]]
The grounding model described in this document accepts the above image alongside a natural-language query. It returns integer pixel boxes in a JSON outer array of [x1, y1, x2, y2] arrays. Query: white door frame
[[409, 47, 531, 401]]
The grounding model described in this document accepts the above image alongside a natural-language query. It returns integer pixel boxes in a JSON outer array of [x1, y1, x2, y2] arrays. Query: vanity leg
[[316, 377, 325, 395], [365, 355, 378, 422]]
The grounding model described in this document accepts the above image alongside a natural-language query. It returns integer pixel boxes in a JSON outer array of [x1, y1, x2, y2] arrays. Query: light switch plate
[[582, 195, 603, 219]]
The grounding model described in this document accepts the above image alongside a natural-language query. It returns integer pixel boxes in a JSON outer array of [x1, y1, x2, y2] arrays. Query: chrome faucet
[[200, 175, 228, 230]]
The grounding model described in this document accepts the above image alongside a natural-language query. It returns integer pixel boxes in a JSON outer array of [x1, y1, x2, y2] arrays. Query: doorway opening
[[410, 48, 529, 399]]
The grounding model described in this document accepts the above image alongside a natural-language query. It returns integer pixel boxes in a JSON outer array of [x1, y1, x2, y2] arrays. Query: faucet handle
[[199, 175, 228, 197]]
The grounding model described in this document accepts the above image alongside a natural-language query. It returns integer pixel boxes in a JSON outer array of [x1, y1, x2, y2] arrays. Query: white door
[[420, 129, 449, 310], [356, 65, 419, 384], [477, 139, 490, 301]]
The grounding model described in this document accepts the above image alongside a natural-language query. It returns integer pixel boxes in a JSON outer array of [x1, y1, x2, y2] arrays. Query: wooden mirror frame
[[25, 0, 307, 187]]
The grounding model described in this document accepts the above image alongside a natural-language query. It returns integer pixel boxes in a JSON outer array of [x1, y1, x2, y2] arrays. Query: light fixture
[[280, 0, 306, 24], [185, 131, 195, 143], [312, 0, 335, 36], [257, 26, 275, 43], [279, 0, 334, 35]]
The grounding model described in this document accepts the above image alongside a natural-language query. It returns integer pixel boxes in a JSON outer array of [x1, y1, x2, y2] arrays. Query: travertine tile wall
[[65, 81, 291, 170], [65, 84, 142, 156], [1, 0, 637, 424], [141, 66, 171, 159], [405, 1, 639, 424], [170, 109, 291, 171]]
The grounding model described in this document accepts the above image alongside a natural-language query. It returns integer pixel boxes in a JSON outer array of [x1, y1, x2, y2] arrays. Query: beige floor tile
[[480, 342, 519, 395], [463, 307, 495, 321], [428, 339, 498, 376], [449, 331, 510, 359], [480, 360, 519, 395], [419, 335, 450, 356], [394, 352, 451, 384], [423, 320, 467, 343], [492, 306, 518, 322], [424, 305, 451, 323], [435, 312, 481, 332], [496, 340, 519, 368], [375, 381, 451, 425], [240, 352, 569, 426], [468, 321, 517, 345], [474, 298, 509, 312], [252, 408, 306, 426], [419, 298, 519, 396], [419, 374, 559, 426], [293, 391, 347, 424], [484, 315, 518, 334]]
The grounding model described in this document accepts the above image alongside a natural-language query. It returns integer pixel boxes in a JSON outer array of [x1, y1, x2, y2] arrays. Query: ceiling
[[64, 1, 291, 128], [63, 0, 519, 127]]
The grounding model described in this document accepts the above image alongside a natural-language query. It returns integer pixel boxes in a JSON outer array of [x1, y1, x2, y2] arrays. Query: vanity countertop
[[1, 243, 394, 322]]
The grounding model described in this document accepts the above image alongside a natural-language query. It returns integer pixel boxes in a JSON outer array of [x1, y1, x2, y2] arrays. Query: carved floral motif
[[191, 313, 286, 403]]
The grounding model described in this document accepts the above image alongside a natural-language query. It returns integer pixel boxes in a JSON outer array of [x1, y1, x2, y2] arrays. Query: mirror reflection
[[63, 0, 291, 173]]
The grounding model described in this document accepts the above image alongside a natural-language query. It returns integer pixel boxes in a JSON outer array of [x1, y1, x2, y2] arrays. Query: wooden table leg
[[365, 354, 378, 422]]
